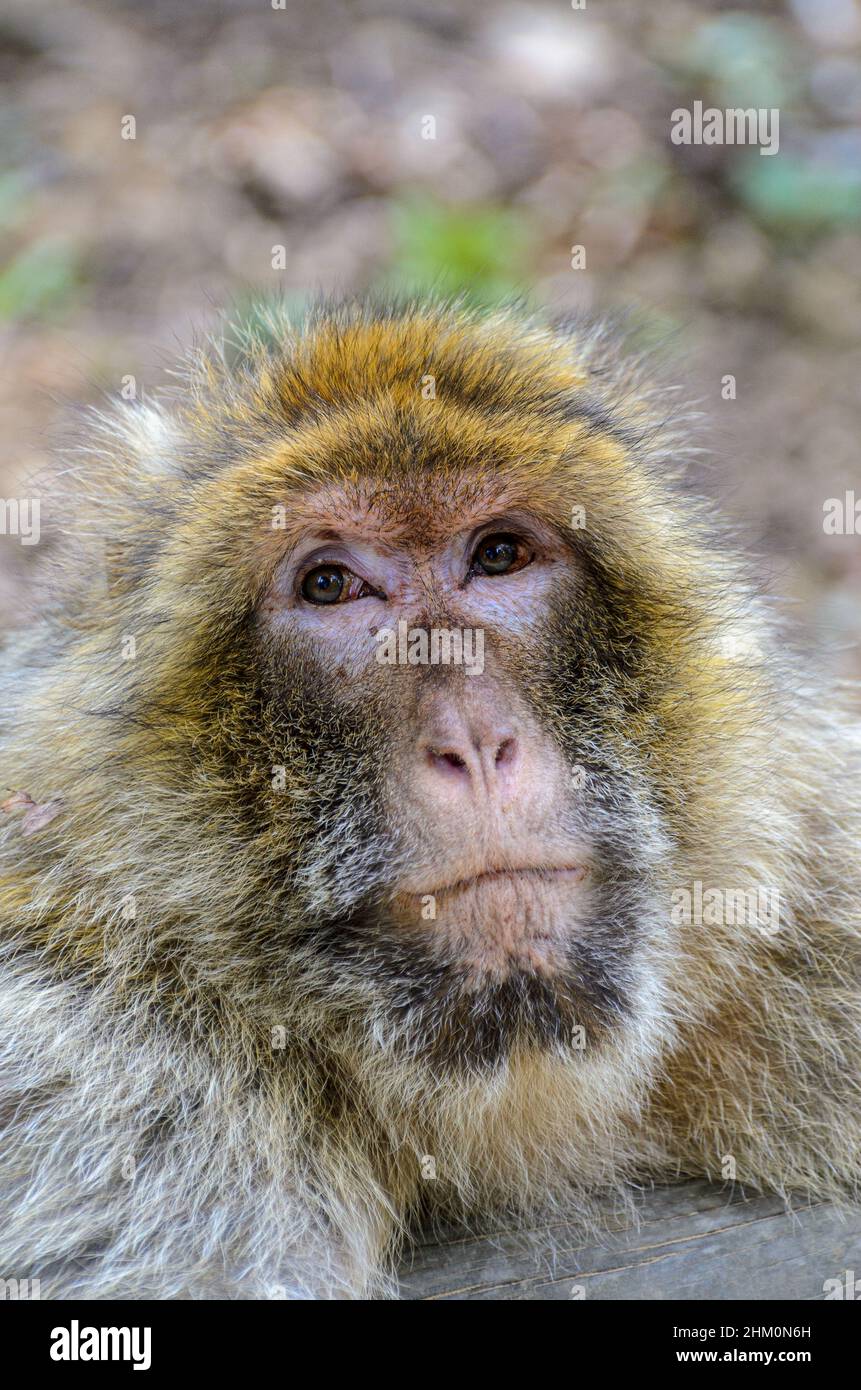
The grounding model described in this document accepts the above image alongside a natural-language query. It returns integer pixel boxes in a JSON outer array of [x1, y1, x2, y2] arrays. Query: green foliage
[[0, 172, 32, 231], [0, 238, 79, 321], [733, 154, 861, 235], [384, 194, 532, 304]]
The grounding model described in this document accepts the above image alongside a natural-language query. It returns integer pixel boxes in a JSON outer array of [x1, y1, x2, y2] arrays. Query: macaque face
[[257, 472, 668, 1069]]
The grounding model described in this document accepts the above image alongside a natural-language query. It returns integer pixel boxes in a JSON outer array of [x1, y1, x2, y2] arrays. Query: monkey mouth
[[396, 862, 589, 899], [434, 865, 588, 897], [389, 864, 592, 983]]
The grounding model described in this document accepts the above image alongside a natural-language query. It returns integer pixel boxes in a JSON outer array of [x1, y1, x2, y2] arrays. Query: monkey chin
[[391, 866, 590, 985], [373, 862, 633, 1071]]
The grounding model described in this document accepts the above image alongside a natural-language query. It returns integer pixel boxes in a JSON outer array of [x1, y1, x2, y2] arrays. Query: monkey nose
[[420, 716, 520, 797]]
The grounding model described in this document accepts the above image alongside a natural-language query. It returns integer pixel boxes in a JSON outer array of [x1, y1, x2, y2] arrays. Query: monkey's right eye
[[300, 564, 375, 605], [302, 566, 344, 604]]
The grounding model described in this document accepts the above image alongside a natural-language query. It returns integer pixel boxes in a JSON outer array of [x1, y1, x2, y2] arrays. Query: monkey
[[0, 297, 860, 1300]]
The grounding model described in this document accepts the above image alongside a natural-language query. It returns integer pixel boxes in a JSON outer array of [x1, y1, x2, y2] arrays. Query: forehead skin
[[270, 477, 571, 562]]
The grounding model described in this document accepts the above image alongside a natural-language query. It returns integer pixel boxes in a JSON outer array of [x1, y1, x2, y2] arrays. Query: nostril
[[428, 748, 467, 774], [495, 737, 517, 767]]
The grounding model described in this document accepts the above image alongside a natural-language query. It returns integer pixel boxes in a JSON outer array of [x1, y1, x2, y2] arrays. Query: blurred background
[[1, 0, 860, 671]]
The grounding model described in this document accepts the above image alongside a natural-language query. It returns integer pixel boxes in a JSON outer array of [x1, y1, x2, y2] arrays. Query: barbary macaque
[[1, 300, 859, 1298]]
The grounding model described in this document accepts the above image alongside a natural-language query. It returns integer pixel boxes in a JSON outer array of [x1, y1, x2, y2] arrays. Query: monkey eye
[[470, 532, 530, 578], [300, 564, 377, 605]]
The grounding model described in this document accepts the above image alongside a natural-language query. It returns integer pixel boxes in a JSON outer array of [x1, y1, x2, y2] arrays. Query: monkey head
[[64, 300, 750, 1090]]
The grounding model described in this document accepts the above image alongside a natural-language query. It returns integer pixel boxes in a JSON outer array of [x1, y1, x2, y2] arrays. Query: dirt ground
[[1, 0, 860, 676]]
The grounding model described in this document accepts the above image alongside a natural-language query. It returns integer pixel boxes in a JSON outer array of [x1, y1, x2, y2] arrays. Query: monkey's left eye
[[300, 564, 376, 605], [470, 533, 530, 578]]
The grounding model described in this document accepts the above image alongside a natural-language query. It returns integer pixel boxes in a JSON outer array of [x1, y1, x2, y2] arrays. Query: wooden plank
[[398, 1181, 861, 1300]]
